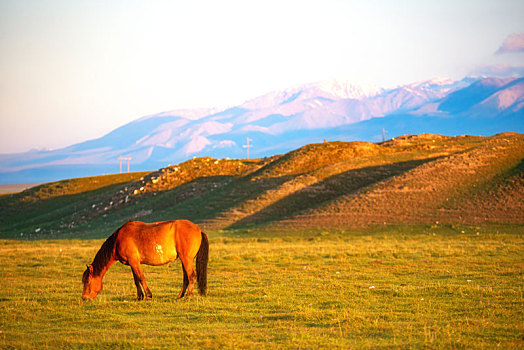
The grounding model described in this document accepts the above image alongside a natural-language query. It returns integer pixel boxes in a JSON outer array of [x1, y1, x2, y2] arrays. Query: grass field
[[0, 134, 522, 348], [1, 225, 522, 349]]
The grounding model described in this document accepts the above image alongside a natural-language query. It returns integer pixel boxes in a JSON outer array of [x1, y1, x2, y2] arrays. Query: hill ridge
[[0, 133, 522, 238], [283, 133, 524, 228]]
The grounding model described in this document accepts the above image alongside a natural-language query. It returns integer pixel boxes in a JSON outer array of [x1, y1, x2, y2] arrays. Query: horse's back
[[173, 220, 201, 234], [115, 220, 203, 265], [116, 220, 177, 265], [173, 220, 203, 259]]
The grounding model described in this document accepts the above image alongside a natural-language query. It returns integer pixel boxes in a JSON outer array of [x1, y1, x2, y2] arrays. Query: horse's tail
[[196, 231, 209, 296]]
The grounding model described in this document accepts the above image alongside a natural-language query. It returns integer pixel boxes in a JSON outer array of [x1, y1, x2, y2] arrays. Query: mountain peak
[[472, 76, 518, 88], [136, 108, 221, 122], [240, 79, 384, 110], [308, 79, 384, 99], [1, 75, 522, 184]]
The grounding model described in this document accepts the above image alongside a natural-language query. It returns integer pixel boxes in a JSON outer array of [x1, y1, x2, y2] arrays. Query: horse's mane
[[91, 227, 119, 276]]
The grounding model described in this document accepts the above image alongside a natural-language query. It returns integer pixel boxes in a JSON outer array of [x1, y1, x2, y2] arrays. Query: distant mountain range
[[1, 76, 522, 184]]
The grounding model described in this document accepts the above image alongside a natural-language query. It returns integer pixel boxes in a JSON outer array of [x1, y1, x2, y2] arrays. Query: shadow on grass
[[141, 175, 292, 224], [228, 158, 439, 229]]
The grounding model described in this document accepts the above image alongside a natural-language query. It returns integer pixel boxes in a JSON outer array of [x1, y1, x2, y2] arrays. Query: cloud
[[495, 32, 524, 54], [470, 64, 524, 77], [213, 140, 236, 149]]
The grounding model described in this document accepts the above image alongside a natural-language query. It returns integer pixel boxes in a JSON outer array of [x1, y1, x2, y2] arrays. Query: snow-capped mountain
[[0, 76, 522, 183]]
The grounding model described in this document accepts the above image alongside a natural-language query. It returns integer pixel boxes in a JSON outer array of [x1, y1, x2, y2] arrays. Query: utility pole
[[382, 128, 386, 142], [125, 156, 131, 173], [118, 156, 132, 173], [118, 156, 123, 173], [243, 137, 252, 159]]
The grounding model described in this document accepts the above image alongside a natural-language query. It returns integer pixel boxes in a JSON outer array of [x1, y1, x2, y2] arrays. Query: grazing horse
[[82, 220, 208, 300]]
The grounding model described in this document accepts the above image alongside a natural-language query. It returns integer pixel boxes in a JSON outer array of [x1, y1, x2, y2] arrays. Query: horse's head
[[82, 264, 102, 300]]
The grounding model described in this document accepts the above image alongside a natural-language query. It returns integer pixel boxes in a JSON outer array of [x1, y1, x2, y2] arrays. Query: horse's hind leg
[[180, 256, 197, 297], [131, 269, 145, 300], [130, 262, 152, 300], [177, 262, 189, 298]]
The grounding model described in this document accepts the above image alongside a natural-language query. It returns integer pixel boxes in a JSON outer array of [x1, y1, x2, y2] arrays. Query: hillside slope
[[0, 133, 522, 238], [282, 133, 524, 228]]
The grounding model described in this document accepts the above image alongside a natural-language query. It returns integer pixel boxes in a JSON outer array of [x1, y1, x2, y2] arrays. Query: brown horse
[[82, 220, 208, 300]]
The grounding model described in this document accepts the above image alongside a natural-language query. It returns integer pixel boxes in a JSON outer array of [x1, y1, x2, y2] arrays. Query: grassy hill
[[0, 133, 522, 239]]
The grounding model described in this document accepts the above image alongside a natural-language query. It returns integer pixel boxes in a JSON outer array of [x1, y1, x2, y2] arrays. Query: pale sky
[[1, 0, 523, 153]]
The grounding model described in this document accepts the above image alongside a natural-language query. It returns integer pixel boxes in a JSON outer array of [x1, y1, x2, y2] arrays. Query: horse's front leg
[[130, 262, 152, 300]]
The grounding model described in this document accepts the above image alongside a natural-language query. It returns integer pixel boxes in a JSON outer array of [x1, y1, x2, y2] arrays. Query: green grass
[[1, 226, 522, 349], [0, 134, 522, 347], [0, 172, 149, 239]]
